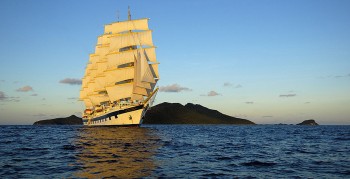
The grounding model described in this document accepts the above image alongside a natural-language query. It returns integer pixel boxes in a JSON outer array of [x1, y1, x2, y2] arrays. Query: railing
[[85, 89, 158, 119]]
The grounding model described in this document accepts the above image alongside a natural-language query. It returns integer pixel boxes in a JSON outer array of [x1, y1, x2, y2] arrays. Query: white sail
[[136, 50, 153, 80], [89, 93, 109, 105], [93, 75, 107, 92], [141, 64, 155, 83], [140, 49, 156, 83], [106, 50, 135, 70], [133, 86, 148, 96], [105, 83, 134, 102], [86, 80, 97, 95], [88, 54, 100, 64], [96, 44, 109, 53], [105, 47, 154, 67], [144, 47, 157, 62], [96, 59, 108, 75], [130, 49, 155, 98], [97, 34, 113, 45], [149, 63, 159, 78], [104, 18, 149, 34], [83, 98, 93, 108], [139, 82, 152, 89], [89, 67, 98, 80], [82, 77, 89, 88], [109, 30, 153, 52], [131, 93, 144, 100], [104, 67, 134, 86], [80, 88, 87, 99], [85, 63, 93, 75]]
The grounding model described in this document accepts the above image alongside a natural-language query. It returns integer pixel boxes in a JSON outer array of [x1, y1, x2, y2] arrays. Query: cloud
[[42, 98, 46, 101], [59, 78, 82, 85], [319, 74, 350, 79], [31, 94, 38, 96], [262, 116, 273, 118], [67, 97, 78, 100], [0, 91, 6, 100], [245, 102, 254, 104], [223, 82, 232, 87], [16, 86, 33, 92], [279, 94, 296, 98], [9, 97, 20, 102], [223, 82, 242, 88], [32, 113, 47, 117], [304, 102, 311, 104], [201, 90, 221, 97], [208, 91, 220, 96], [11, 99, 20, 102], [159, 84, 192, 92], [334, 74, 350, 78], [0, 92, 21, 102], [0, 80, 5, 83]]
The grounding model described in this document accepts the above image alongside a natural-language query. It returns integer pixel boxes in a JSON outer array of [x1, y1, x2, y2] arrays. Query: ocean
[[0, 125, 349, 178]]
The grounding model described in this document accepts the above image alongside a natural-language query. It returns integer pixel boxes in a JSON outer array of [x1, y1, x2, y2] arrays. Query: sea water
[[0, 125, 349, 178]]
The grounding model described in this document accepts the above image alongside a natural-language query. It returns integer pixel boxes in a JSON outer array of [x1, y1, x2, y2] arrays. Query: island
[[142, 102, 255, 125], [33, 115, 83, 125], [297, 119, 319, 125], [33, 102, 255, 125]]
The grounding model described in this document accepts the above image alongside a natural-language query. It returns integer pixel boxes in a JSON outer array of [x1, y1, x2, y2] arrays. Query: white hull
[[83, 105, 148, 126]]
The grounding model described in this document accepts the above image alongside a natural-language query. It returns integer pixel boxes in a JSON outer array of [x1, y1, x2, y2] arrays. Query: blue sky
[[0, 0, 349, 125]]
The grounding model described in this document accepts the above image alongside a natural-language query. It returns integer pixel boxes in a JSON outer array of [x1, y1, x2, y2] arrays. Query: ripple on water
[[0, 125, 349, 178], [241, 160, 277, 167]]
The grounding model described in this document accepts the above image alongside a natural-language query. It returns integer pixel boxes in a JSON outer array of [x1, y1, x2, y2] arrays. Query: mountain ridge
[[33, 115, 82, 125], [142, 102, 255, 125]]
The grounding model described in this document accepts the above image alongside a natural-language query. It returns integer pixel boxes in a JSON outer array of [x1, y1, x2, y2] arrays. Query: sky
[[0, 0, 349, 125]]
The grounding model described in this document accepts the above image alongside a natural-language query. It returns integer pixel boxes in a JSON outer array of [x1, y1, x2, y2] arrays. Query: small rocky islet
[[297, 119, 319, 125]]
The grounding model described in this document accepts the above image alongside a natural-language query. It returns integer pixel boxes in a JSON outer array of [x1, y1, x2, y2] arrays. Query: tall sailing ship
[[79, 9, 159, 126]]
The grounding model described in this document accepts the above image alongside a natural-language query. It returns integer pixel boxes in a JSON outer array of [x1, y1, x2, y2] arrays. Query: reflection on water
[[0, 125, 349, 178], [73, 126, 160, 178]]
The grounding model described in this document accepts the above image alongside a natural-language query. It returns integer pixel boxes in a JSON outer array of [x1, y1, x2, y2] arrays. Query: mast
[[128, 6, 131, 21]]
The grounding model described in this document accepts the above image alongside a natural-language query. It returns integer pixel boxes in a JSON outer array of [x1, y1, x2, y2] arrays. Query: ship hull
[[82, 105, 148, 126]]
